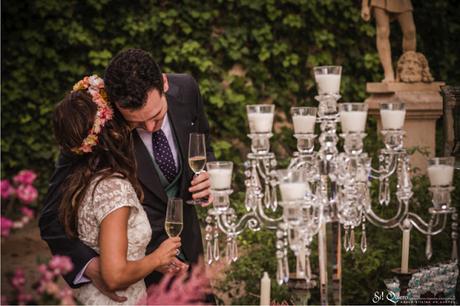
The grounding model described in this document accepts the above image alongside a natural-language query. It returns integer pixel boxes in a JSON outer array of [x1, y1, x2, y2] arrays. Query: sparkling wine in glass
[[187, 133, 207, 205], [165, 198, 183, 238]]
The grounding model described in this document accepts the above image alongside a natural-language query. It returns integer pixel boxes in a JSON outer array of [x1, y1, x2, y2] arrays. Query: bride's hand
[[85, 257, 128, 302], [152, 237, 181, 267]]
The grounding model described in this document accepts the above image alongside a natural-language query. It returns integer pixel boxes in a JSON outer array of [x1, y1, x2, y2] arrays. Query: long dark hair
[[53, 90, 143, 239]]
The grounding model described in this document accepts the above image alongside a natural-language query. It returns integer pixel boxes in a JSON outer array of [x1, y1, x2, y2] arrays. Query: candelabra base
[[287, 273, 317, 305], [391, 268, 416, 296]]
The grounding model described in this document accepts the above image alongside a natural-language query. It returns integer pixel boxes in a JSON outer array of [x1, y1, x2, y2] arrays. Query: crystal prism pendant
[[425, 235, 433, 260], [361, 224, 367, 253], [350, 228, 355, 252], [213, 237, 220, 261], [206, 240, 213, 265]]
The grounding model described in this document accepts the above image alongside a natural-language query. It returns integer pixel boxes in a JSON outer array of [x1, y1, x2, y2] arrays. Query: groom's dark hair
[[104, 48, 164, 110]]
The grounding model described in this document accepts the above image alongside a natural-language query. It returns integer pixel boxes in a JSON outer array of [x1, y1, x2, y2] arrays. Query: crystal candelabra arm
[[255, 197, 283, 229], [365, 199, 409, 229], [215, 210, 260, 237], [369, 151, 398, 180], [407, 212, 448, 236]]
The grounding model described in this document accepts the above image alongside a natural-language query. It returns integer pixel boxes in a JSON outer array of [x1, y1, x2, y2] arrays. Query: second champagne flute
[[187, 133, 207, 205], [165, 198, 183, 246]]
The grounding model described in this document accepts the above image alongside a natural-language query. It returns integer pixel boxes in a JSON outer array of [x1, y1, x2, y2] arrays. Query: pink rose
[[1, 216, 14, 237], [17, 293, 33, 304], [16, 184, 38, 204], [1, 179, 15, 199], [13, 170, 37, 185], [21, 207, 34, 218]]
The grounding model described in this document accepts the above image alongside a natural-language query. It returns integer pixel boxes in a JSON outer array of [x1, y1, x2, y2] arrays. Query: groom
[[39, 48, 214, 301]]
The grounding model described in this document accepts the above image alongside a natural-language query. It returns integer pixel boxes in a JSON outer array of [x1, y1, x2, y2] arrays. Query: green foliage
[[2, 0, 460, 304]]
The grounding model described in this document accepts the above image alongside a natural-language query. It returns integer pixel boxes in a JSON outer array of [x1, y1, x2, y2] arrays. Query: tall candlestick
[[401, 229, 411, 273], [260, 272, 271, 305]]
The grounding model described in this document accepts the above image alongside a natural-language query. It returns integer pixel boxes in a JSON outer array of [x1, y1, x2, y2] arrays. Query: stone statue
[[361, 0, 416, 83], [396, 51, 433, 83]]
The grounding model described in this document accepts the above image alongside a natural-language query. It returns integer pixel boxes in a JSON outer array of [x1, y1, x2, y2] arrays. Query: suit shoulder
[[166, 73, 198, 89]]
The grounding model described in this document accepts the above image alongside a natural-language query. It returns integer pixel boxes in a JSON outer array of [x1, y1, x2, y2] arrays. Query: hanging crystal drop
[[244, 191, 252, 211], [425, 235, 433, 260], [282, 255, 290, 283], [350, 228, 355, 252], [361, 221, 368, 253], [264, 184, 271, 209], [206, 240, 213, 265], [383, 180, 390, 205], [271, 185, 278, 211], [213, 237, 220, 261], [305, 253, 312, 283], [231, 238, 238, 262], [378, 179, 386, 205], [296, 253, 305, 278], [344, 227, 350, 252], [276, 258, 284, 285], [225, 240, 232, 264]]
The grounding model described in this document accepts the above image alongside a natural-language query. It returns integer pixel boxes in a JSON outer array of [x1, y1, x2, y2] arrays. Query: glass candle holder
[[339, 103, 368, 133], [313, 66, 342, 96], [207, 161, 233, 191], [247, 104, 275, 134], [291, 107, 317, 134], [276, 169, 310, 203], [427, 157, 455, 187], [380, 102, 406, 130]]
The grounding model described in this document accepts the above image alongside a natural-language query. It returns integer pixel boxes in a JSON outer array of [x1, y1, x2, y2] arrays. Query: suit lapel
[[133, 130, 168, 203]]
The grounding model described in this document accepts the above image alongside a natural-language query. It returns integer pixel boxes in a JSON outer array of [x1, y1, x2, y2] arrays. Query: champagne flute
[[187, 133, 207, 205], [165, 198, 183, 256]]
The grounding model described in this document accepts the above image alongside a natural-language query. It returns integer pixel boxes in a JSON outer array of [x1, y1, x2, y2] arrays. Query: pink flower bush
[[1, 216, 14, 237], [13, 170, 37, 185], [4, 256, 76, 305], [138, 259, 214, 305], [1, 169, 38, 237], [1, 179, 15, 199]]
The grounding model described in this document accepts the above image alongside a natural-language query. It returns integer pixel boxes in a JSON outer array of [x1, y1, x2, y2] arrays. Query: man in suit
[[39, 48, 214, 301]]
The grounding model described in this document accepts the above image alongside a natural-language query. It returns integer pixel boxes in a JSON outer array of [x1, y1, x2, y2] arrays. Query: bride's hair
[[53, 90, 143, 239]]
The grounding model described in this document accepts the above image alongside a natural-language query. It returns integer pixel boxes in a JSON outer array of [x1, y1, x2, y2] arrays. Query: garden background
[[2, 0, 460, 304]]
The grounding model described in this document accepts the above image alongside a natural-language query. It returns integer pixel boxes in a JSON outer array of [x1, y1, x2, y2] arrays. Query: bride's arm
[[99, 207, 181, 291]]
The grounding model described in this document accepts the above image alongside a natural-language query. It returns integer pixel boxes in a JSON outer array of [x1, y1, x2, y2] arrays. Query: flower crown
[[71, 75, 113, 154]]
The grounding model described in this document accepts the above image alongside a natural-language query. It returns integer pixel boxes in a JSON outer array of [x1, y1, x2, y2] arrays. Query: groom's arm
[[38, 153, 98, 288]]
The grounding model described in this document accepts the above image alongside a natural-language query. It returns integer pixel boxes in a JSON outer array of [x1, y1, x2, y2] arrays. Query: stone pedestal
[[365, 82, 445, 174]]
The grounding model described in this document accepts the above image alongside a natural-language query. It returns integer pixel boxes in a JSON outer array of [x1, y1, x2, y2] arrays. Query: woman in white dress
[[52, 75, 181, 305]]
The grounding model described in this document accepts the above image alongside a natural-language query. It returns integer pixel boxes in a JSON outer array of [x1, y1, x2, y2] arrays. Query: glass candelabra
[[204, 66, 457, 305]]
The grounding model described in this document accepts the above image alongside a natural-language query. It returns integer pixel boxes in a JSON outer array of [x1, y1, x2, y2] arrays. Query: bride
[[52, 75, 181, 305]]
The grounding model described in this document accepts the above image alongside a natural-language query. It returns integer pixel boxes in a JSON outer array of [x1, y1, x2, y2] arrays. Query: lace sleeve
[[90, 176, 139, 224]]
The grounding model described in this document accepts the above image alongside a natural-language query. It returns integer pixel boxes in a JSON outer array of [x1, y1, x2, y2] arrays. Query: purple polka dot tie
[[151, 129, 178, 183]]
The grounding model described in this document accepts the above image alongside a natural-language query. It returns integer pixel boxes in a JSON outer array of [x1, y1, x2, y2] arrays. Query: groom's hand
[[189, 171, 213, 207], [155, 257, 189, 274], [85, 257, 127, 302]]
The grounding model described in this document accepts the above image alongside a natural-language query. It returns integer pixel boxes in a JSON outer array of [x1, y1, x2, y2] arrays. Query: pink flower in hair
[[1, 179, 14, 199], [1, 216, 14, 237], [13, 170, 37, 185], [16, 184, 38, 204]]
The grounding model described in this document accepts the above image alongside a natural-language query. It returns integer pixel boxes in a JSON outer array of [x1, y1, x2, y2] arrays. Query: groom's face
[[118, 89, 168, 133]]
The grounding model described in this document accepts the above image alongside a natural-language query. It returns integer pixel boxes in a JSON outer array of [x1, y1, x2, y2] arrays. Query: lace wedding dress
[[73, 176, 152, 305]]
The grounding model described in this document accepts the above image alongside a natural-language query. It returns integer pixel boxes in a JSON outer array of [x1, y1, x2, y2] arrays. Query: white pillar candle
[[279, 182, 307, 201], [401, 229, 410, 273], [427, 164, 454, 186], [293, 115, 316, 134], [296, 245, 306, 278], [340, 111, 367, 133], [380, 110, 406, 130], [208, 168, 232, 190], [260, 272, 271, 305], [248, 113, 274, 133], [315, 74, 341, 95]]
